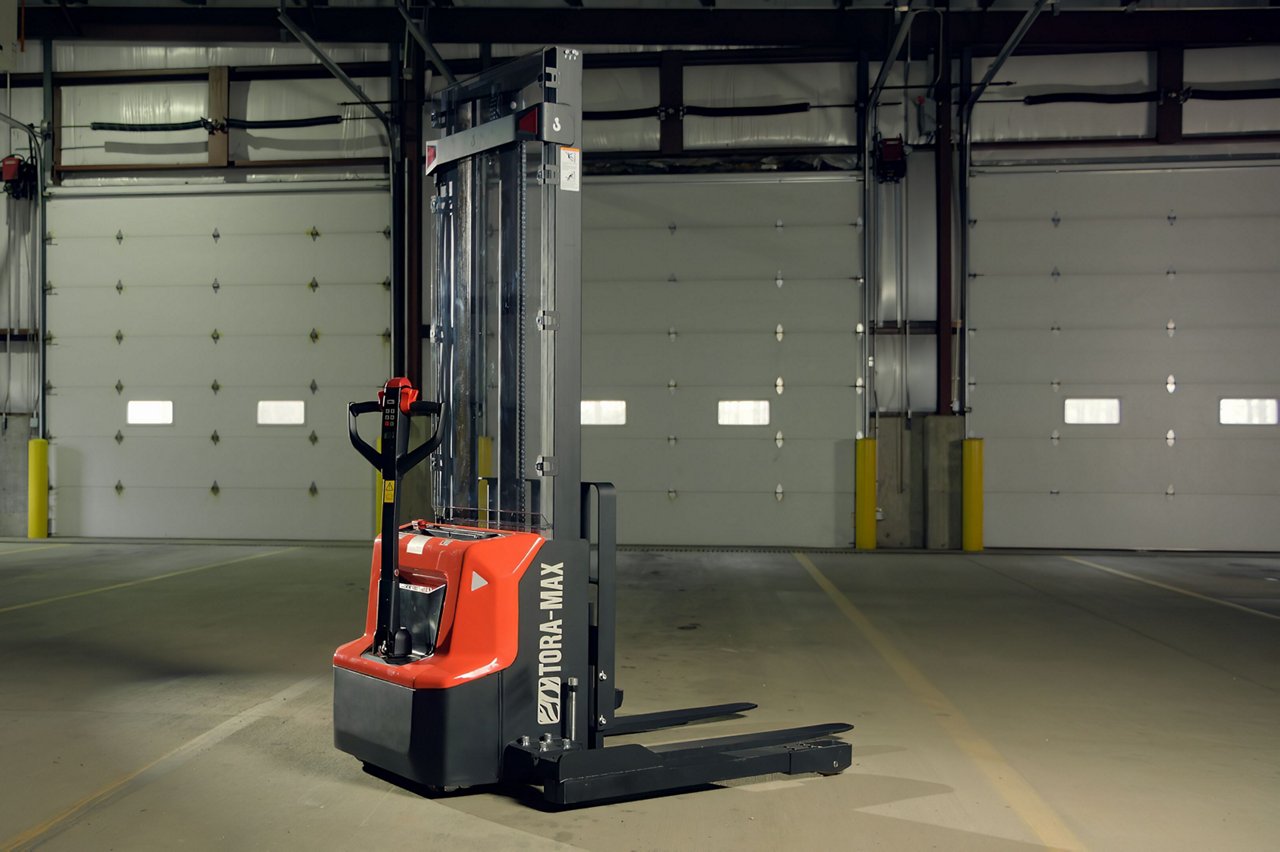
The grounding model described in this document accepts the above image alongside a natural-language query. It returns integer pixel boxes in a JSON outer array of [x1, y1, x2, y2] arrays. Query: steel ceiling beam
[[21, 8, 1280, 52]]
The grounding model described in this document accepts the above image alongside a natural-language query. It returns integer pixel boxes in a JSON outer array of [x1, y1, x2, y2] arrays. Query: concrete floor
[[1, 541, 1277, 851]]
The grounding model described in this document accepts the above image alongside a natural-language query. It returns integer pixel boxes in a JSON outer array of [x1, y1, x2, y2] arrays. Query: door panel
[[971, 168, 1280, 549], [47, 189, 389, 539], [582, 176, 861, 546]]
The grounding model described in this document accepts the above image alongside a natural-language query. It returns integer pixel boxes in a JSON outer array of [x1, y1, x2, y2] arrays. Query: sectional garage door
[[46, 187, 390, 539], [582, 175, 863, 547], [969, 166, 1280, 550]]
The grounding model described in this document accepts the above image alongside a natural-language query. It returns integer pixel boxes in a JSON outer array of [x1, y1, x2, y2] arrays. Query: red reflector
[[424, 145, 437, 172], [517, 108, 539, 136]]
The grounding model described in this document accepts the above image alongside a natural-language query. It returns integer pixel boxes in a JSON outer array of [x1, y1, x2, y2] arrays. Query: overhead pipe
[[857, 5, 924, 541], [934, 10, 954, 416], [901, 172, 910, 424], [958, 0, 1048, 435], [0, 109, 46, 438], [3, 68, 10, 422], [896, 180, 906, 495], [0, 105, 49, 537], [856, 53, 868, 443], [862, 5, 919, 440], [901, 22, 912, 431]]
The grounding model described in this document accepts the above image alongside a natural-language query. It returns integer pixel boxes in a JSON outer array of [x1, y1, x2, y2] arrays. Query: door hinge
[[536, 310, 560, 332]]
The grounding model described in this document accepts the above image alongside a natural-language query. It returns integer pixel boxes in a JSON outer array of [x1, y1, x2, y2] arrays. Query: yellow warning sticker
[[383, 481, 396, 503]]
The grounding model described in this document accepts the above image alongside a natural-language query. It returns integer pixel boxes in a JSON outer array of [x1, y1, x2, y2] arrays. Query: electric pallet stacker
[[332, 47, 852, 806]]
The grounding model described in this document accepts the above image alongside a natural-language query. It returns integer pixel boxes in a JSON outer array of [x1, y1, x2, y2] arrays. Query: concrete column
[[876, 420, 925, 548], [0, 427, 32, 536], [924, 416, 965, 549]]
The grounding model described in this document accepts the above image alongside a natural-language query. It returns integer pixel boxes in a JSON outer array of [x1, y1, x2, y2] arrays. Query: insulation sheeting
[[229, 77, 391, 161], [56, 170, 388, 188], [0, 0, 16, 74], [1184, 46, 1280, 137], [970, 52, 1153, 142], [61, 81, 209, 166], [0, 42, 44, 74], [684, 62, 856, 149], [52, 42, 388, 72], [584, 66, 659, 152], [60, 76, 392, 168]]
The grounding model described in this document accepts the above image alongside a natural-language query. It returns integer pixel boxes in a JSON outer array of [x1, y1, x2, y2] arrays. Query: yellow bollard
[[28, 438, 49, 539], [963, 438, 984, 552], [855, 437, 877, 550]]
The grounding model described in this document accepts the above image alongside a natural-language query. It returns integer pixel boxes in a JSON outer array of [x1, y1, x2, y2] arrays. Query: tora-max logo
[[536, 562, 564, 725]]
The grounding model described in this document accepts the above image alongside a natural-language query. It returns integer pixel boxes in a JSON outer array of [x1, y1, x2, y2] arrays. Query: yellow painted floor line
[[1064, 555, 1280, 623], [0, 547, 296, 615], [796, 551, 1085, 852], [0, 543, 69, 558], [1, 676, 321, 852]]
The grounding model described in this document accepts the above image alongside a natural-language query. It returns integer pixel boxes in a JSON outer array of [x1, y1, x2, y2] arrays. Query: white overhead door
[[582, 175, 862, 547], [47, 187, 390, 539], [970, 166, 1280, 549]]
